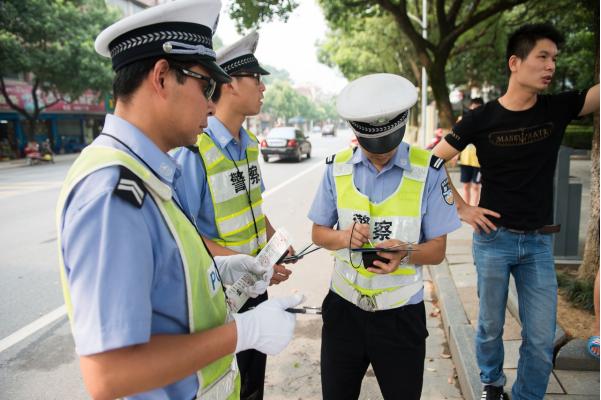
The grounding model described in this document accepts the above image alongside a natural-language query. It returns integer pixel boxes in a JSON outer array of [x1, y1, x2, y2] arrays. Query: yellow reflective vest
[[56, 145, 240, 399], [197, 132, 267, 255], [330, 146, 430, 312]]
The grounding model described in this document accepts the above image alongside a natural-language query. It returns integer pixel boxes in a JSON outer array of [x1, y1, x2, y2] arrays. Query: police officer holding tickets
[[56, 1, 302, 399], [174, 31, 293, 400], [308, 73, 461, 399]]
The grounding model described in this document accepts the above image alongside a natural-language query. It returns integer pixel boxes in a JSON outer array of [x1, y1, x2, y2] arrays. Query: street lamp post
[[420, 0, 428, 149], [408, 1, 428, 148]]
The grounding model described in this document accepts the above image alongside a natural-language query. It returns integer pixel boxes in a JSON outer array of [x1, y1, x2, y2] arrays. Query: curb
[[0, 154, 79, 171], [429, 261, 480, 400]]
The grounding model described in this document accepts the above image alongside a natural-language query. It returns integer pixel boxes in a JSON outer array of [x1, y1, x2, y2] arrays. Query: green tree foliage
[[318, 14, 419, 84], [262, 65, 292, 85], [0, 0, 118, 138], [262, 81, 303, 122], [228, 0, 298, 31], [262, 80, 336, 123]]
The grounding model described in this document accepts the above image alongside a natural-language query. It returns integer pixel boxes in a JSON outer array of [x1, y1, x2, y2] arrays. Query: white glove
[[232, 293, 304, 355], [214, 254, 273, 298]]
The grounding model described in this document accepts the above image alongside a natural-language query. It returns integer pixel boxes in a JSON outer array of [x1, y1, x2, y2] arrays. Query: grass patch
[[556, 270, 595, 312]]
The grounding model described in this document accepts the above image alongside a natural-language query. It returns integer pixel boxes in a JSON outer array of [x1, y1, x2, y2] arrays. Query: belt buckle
[[357, 294, 377, 312]]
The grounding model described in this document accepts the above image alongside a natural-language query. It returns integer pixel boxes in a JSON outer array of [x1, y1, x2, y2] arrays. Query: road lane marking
[[0, 181, 63, 199], [0, 151, 338, 353], [262, 161, 326, 199], [0, 305, 66, 353]]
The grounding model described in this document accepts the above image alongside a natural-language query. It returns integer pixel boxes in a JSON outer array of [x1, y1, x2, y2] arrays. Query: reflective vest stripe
[[214, 230, 268, 256], [56, 145, 239, 398], [331, 271, 424, 311]]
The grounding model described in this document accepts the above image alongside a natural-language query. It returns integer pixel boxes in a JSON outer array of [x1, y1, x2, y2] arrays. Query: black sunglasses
[[170, 63, 216, 100], [232, 72, 262, 84]]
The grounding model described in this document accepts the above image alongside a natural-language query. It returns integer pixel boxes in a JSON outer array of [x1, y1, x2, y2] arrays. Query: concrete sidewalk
[[265, 267, 464, 399], [431, 160, 599, 400]]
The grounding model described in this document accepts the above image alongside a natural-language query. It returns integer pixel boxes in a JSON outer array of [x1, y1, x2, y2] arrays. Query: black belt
[[505, 224, 561, 234]]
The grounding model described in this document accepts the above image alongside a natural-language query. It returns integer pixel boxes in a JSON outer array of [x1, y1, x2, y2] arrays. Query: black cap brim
[[356, 126, 406, 154], [239, 64, 271, 75]]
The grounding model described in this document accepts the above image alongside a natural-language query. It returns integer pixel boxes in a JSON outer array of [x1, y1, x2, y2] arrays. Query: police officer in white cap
[[174, 30, 294, 400], [57, 1, 303, 399], [308, 73, 461, 399]]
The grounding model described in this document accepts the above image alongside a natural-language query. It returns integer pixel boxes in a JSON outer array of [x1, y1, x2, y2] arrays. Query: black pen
[[247, 306, 322, 314], [286, 307, 322, 314]]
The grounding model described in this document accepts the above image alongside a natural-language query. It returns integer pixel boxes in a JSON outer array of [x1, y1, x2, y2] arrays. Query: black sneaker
[[481, 385, 509, 400]]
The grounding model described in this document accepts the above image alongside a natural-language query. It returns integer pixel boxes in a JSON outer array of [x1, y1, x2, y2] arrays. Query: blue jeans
[[473, 227, 557, 400]]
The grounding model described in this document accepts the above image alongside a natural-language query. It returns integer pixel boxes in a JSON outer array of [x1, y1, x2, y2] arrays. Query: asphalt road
[[0, 129, 352, 399]]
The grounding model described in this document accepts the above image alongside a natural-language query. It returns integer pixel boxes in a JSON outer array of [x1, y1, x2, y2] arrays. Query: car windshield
[[268, 128, 295, 139]]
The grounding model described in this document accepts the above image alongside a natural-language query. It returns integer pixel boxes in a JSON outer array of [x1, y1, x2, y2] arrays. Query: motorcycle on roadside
[[24, 140, 54, 166]]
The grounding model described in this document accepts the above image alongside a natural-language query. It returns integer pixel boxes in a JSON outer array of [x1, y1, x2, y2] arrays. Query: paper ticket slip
[[225, 272, 255, 313], [255, 229, 291, 270]]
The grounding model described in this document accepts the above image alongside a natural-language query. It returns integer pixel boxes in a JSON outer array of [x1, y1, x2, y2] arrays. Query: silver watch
[[399, 245, 412, 265]]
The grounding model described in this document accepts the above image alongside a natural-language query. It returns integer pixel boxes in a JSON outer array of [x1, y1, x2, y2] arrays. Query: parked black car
[[260, 127, 312, 163]]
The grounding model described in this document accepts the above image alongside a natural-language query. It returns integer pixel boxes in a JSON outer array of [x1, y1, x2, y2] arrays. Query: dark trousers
[[321, 291, 428, 400], [237, 292, 268, 400]]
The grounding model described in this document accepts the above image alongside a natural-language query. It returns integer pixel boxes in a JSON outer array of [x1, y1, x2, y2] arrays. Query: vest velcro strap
[[333, 163, 353, 176], [331, 272, 423, 311], [197, 359, 238, 400], [403, 165, 428, 182], [334, 259, 420, 290]]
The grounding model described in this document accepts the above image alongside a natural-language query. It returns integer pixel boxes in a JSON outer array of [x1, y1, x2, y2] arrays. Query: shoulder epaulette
[[430, 155, 445, 170], [186, 145, 199, 154], [114, 166, 147, 209], [325, 154, 335, 164]]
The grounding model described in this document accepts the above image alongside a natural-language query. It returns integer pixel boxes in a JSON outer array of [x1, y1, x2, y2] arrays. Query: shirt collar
[[352, 142, 411, 171], [101, 114, 179, 184], [206, 116, 253, 150]]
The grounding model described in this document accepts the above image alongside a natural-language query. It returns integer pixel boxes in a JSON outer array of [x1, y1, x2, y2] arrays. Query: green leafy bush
[[557, 271, 595, 312], [563, 125, 594, 149]]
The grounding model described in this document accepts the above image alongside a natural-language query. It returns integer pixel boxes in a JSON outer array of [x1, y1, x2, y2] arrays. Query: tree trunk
[[579, 112, 600, 281], [428, 62, 455, 129], [578, 11, 600, 281], [24, 118, 40, 142]]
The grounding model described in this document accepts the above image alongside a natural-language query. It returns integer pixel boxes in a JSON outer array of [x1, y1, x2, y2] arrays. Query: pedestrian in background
[[56, 1, 302, 399], [458, 97, 484, 206], [433, 23, 599, 400], [174, 31, 293, 400], [309, 73, 460, 399]]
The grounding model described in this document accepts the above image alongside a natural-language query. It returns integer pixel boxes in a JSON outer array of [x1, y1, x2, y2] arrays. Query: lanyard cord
[[99, 133, 229, 298], [348, 221, 363, 269], [223, 144, 261, 252]]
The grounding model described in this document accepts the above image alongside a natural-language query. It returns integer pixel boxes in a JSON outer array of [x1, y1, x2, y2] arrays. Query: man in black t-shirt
[[433, 23, 599, 400]]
